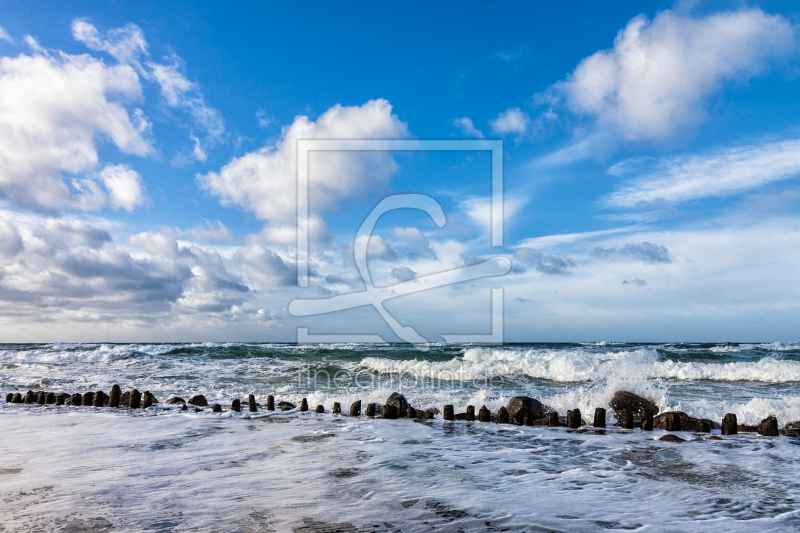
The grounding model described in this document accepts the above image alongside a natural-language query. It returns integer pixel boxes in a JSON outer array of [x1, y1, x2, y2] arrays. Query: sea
[[1, 342, 799, 532]]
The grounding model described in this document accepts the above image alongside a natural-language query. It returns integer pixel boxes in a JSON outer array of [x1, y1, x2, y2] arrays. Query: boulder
[[659, 434, 685, 443], [381, 404, 398, 419], [278, 401, 296, 411], [654, 411, 720, 432], [610, 391, 659, 421], [425, 410, 435, 420], [738, 424, 758, 433], [188, 394, 208, 407], [506, 396, 546, 424], [758, 416, 779, 437], [165, 397, 185, 405], [385, 393, 409, 417], [349, 400, 361, 417], [108, 385, 121, 408], [697, 420, 711, 433]]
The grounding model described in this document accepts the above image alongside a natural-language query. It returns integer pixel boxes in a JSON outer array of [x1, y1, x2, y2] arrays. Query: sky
[[0, 0, 799, 342]]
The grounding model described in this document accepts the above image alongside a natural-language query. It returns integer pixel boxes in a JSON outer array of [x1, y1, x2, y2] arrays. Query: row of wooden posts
[[6, 388, 753, 436]]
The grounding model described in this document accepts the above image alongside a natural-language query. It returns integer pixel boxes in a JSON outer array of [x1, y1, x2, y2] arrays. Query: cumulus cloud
[[548, 8, 794, 140], [606, 139, 800, 207], [490, 108, 529, 135], [452, 117, 484, 138], [199, 99, 409, 232], [235, 244, 295, 287], [72, 19, 223, 160], [390, 266, 417, 282], [0, 48, 150, 210], [592, 242, 671, 263], [513, 247, 574, 275]]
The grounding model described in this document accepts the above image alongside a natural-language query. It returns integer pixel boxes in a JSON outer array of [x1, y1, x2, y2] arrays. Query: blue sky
[[0, 1, 799, 342]]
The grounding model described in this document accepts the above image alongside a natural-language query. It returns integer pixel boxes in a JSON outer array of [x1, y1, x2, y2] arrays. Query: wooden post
[[212, 404, 222, 413], [267, 395, 275, 411], [36, 392, 46, 405], [593, 407, 606, 428], [758, 416, 779, 436], [567, 409, 582, 429], [443, 405, 455, 421], [349, 400, 361, 416], [332, 402, 341, 414], [407, 406, 417, 418], [665, 412, 681, 431], [109, 385, 121, 408], [130, 389, 141, 409], [548, 412, 559, 427], [231, 399, 241, 412], [496, 406, 509, 424], [82, 392, 94, 406], [55, 393, 66, 406], [4, 393, 11, 403], [70, 393, 82, 406], [621, 409, 633, 429], [299, 398, 308, 412], [316, 405, 325, 413], [722, 413, 738, 435], [478, 405, 490, 422], [93, 390, 104, 407], [45, 392, 55, 404], [466, 405, 475, 422], [249, 394, 257, 412], [142, 391, 153, 409], [641, 408, 654, 431], [365, 403, 376, 417]]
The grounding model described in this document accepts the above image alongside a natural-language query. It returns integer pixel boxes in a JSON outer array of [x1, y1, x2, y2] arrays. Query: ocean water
[[2, 342, 800, 532]]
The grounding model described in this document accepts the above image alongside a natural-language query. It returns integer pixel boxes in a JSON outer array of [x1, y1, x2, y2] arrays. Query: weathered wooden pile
[[5, 388, 797, 439]]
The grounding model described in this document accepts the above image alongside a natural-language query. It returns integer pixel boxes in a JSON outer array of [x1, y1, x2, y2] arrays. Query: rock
[[23, 390, 35, 404], [365, 403, 376, 417], [129, 389, 142, 409], [610, 391, 659, 422], [443, 405, 455, 421], [349, 400, 361, 417], [332, 402, 341, 415], [478, 405, 491, 423], [381, 404, 398, 419], [593, 407, 606, 428], [55, 393, 67, 406], [249, 394, 257, 413], [664, 412, 681, 432], [659, 434, 685, 443], [45, 392, 55, 404], [277, 401, 295, 411], [496, 406, 509, 424], [784, 420, 800, 430], [109, 385, 121, 408], [82, 392, 95, 406], [567, 409, 582, 429], [194, 407, 202, 413], [180, 404, 188, 411], [407, 406, 417, 419], [93, 390, 104, 407], [37, 392, 46, 405], [758, 416, 779, 437], [142, 391, 153, 409], [316, 404, 325, 414], [426, 410, 435, 420], [641, 409, 654, 431], [738, 424, 758, 433], [708, 435, 723, 440], [722, 413, 738, 435], [385, 393, 409, 417], [506, 396, 546, 425], [69, 393, 82, 406], [697, 420, 711, 433], [188, 394, 208, 407], [212, 404, 222, 413], [466, 405, 475, 422], [654, 411, 720, 432], [299, 398, 308, 412], [5, 393, 12, 403], [12, 393, 22, 404], [548, 412, 560, 427], [165, 397, 185, 405], [620, 409, 634, 430], [231, 399, 241, 412], [267, 395, 275, 411], [145, 391, 158, 405], [523, 416, 533, 426]]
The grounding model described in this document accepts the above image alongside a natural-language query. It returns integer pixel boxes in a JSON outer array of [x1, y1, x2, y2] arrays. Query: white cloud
[[515, 226, 641, 251], [0, 48, 150, 210], [72, 19, 223, 160], [452, 117, 483, 138], [0, 25, 13, 43], [490, 108, 529, 135], [606, 138, 800, 207], [175, 220, 234, 243], [199, 99, 409, 234], [461, 195, 526, 231], [551, 8, 794, 140], [99, 164, 147, 211]]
